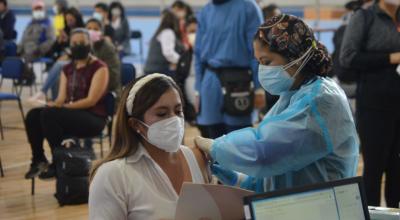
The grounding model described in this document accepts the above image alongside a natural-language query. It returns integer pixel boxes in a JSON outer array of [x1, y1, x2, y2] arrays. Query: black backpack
[[53, 141, 92, 206], [331, 9, 374, 83]]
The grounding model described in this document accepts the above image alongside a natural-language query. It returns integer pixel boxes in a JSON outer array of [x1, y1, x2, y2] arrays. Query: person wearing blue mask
[[194, 0, 263, 139], [195, 14, 360, 192]]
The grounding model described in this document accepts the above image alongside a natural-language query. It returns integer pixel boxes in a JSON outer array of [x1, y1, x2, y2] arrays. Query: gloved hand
[[211, 163, 245, 186], [194, 136, 214, 155]]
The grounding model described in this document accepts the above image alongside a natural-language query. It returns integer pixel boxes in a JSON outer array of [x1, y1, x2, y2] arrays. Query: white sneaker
[[27, 91, 46, 106]]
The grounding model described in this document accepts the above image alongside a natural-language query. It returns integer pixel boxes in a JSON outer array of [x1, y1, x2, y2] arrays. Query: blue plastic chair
[[1, 57, 36, 96], [98, 92, 116, 158], [121, 63, 136, 87]]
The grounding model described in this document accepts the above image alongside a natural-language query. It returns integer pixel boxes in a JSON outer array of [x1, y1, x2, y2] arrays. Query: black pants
[[198, 124, 250, 139], [25, 107, 106, 164], [357, 107, 400, 208]]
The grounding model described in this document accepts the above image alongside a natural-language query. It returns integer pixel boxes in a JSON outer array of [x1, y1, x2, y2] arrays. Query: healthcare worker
[[195, 0, 263, 138], [195, 14, 360, 192]]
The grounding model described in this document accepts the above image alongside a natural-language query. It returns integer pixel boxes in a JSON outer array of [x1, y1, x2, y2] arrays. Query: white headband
[[126, 73, 174, 116]]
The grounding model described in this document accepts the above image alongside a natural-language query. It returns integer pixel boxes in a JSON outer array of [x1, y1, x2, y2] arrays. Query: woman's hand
[[46, 101, 63, 108], [390, 52, 400, 64], [194, 136, 214, 155]]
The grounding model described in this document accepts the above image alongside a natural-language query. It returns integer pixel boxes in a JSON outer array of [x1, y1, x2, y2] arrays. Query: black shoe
[[24, 161, 49, 179], [38, 164, 56, 180]]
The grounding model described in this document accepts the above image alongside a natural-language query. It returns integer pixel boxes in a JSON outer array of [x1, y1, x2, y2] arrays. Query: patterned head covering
[[256, 14, 332, 76]]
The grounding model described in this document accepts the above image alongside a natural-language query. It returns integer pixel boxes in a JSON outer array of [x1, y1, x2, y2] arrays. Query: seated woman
[[144, 10, 184, 77], [28, 6, 85, 102], [89, 73, 210, 219], [24, 28, 109, 179]]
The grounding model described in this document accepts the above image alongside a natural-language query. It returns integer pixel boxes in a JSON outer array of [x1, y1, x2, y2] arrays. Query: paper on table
[[175, 183, 254, 220]]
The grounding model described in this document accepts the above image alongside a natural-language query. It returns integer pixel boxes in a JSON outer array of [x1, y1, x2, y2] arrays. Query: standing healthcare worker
[[196, 14, 360, 192], [195, 0, 263, 139]]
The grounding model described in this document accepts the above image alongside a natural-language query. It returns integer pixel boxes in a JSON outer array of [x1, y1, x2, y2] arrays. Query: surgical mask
[[32, 10, 45, 20], [53, 5, 59, 14], [188, 33, 196, 46], [93, 12, 103, 21], [139, 116, 185, 153], [88, 30, 102, 43], [71, 44, 91, 60], [258, 46, 314, 95], [384, 0, 400, 6], [111, 8, 121, 17]]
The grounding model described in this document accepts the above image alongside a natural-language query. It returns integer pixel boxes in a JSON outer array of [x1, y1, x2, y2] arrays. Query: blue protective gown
[[210, 77, 360, 192], [195, 0, 263, 126]]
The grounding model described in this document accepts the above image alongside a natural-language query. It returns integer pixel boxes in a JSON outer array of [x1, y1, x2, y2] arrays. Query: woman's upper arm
[[190, 147, 211, 183], [89, 162, 128, 220], [87, 66, 109, 105], [55, 71, 67, 104]]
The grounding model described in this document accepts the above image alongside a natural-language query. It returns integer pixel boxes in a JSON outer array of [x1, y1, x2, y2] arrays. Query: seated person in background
[[108, 1, 131, 56], [86, 18, 121, 96], [24, 28, 109, 180], [29, 19, 121, 104], [17, 0, 55, 85], [144, 10, 184, 77], [93, 2, 114, 41], [89, 74, 210, 220], [0, 0, 16, 42], [52, 0, 69, 38], [28, 7, 84, 102]]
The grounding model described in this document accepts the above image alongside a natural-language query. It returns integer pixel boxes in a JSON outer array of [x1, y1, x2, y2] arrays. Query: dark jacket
[[0, 9, 16, 40], [93, 39, 121, 95], [340, 3, 400, 111]]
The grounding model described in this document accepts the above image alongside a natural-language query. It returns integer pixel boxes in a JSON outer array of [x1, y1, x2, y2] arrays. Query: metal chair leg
[[0, 113, 4, 140], [100, 135, 104, 158], [31, 178, 35, 195], [0, 156, 4, 177]]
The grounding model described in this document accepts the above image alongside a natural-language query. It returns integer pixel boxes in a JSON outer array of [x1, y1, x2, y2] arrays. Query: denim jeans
[[41, 60, 69, 100]]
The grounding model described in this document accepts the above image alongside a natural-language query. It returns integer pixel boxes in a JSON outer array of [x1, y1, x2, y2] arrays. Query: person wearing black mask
[[24, 28, 109, 180]]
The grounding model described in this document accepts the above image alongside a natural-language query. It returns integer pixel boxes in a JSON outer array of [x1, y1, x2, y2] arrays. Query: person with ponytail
[[89, 74, 210, 220], [195, 14, 360, 192]]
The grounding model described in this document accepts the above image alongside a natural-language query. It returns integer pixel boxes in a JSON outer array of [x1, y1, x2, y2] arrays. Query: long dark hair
[[64, 7, 84, 34], [90, 76, 184, 182], [154, 10, 181, 40], [108, 1, 126, 20], [171, 0, 194, 20]]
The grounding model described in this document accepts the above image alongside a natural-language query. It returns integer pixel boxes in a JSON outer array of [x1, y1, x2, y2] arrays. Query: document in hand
[[175, 183, 254, 220]]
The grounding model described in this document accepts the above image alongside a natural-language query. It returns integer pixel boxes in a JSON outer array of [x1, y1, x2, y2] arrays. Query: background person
[[108, 1, 131, 56], [24, 28, 109, 179], [194, 0, 263, 138], [0, 0, 16, 41], [144, 10, 183, 77], [340, 0, 400, 208]]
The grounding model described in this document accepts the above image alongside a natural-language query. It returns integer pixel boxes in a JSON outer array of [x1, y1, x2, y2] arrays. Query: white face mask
[[384, 0, 400, 6], [93, 12, 103, 21], [33, 10, 45, 20], [111, 8, 121, 17], [139, 116, 185, 153]]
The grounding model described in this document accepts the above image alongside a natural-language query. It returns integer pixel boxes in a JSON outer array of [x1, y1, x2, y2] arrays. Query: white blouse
[[157, 29, 181, 64], [89, 145, 205, 220]]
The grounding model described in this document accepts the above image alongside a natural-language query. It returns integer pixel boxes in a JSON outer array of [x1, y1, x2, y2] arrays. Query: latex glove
[[211, 163, 246, 186], [194, 136, 214, 155]]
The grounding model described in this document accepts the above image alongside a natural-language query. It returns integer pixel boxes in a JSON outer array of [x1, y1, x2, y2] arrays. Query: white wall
[[10, 0, 349, 8]]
